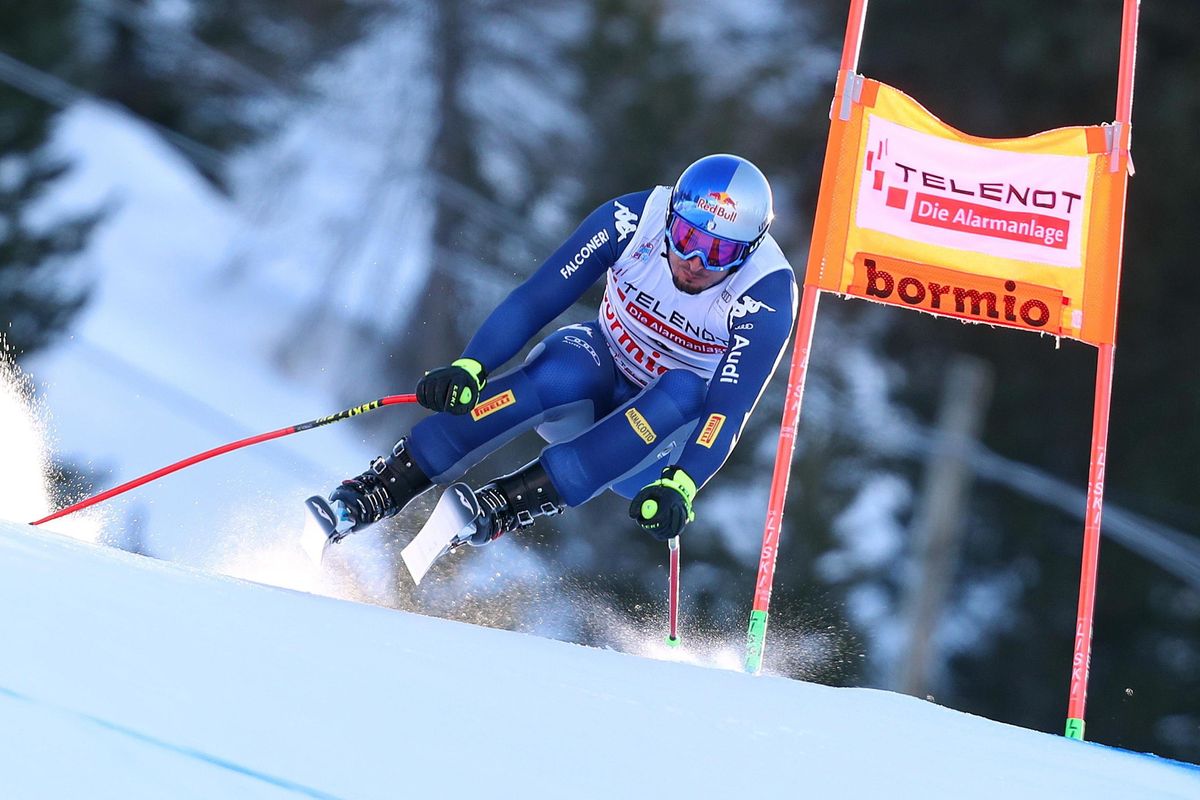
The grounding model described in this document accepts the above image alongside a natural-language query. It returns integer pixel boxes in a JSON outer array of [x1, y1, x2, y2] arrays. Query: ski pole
[[31, 394, 417, 526], [666, 536, 681, 647]]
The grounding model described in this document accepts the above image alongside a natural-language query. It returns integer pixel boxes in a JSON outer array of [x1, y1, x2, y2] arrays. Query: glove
[[629, 466, 697, 541], [415, 358, 487, 415]]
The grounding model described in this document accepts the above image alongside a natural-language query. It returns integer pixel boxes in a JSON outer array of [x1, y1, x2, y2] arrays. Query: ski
[[300, 495, 355, 563], [302, 483, 483, 581], [400, 483, 482, 585]]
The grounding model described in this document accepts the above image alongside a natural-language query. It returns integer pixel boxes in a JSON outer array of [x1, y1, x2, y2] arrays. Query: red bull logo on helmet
[[708, 191, 737, 207], [696, 191, 739, 223]]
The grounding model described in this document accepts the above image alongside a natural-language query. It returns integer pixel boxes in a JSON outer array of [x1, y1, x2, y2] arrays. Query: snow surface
[[0, 520, 1196, 800]]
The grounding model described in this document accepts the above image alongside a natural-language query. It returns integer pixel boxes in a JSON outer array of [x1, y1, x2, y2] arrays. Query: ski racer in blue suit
[[321, 154, 797, 546]]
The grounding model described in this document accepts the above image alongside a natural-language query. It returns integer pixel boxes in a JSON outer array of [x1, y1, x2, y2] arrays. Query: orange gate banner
[[805, 77, 1130, 346]]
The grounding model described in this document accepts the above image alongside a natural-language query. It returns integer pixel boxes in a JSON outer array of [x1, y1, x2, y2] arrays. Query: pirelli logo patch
[[471, 390, 516, 421], [696, 413, 726, 448], [625, 408, 656, 444]]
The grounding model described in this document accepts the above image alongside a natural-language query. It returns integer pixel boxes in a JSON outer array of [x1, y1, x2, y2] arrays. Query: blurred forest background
[[1, 0, 1197, 762]]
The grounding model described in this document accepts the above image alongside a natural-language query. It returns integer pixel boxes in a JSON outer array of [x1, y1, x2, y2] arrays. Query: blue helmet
[[667, 154, 774, 270]]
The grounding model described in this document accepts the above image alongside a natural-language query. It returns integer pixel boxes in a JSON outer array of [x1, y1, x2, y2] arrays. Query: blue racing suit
[[406, 186, 797, 506]]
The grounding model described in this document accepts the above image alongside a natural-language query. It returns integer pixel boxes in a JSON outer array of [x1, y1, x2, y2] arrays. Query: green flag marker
[[1065, 718, 1085, 740], [744, 609, 769, 674]]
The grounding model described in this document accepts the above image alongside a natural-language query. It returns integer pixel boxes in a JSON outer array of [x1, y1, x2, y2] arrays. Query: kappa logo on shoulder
[[729, 294, 776, 320], [613, 200, 639, 242]]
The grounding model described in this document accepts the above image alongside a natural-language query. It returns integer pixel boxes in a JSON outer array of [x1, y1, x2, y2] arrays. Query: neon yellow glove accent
[[451, 358, 486, 405], [640, 467, 696, 523]]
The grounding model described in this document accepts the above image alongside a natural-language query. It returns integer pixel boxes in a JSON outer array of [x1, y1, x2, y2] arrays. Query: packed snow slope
[[0, 521, 1195, 800]]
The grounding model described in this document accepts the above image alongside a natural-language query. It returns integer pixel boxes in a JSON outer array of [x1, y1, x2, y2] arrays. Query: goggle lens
[[667, 213, 750, 271]]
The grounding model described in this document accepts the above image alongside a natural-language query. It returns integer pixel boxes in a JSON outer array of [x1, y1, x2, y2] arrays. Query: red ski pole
[[31, 394, 417, 526], [666, 536, 681, 647]]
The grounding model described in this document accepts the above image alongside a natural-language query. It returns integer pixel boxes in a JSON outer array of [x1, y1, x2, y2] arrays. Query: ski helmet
[[666, 154, 774, 271]]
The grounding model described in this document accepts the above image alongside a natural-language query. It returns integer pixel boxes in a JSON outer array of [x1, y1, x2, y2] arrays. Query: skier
[[312, 153, 797, 551]]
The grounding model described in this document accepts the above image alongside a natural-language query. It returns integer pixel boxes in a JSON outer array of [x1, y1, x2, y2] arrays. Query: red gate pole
[[744, 0, 871, 676], [744, 285, 821, 673], [1065, 0, 1140, 741]]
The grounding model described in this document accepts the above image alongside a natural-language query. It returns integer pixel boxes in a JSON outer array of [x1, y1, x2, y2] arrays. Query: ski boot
[[456, 463, 566, 547], [305, 437, 433, 545], [399, 462, 565, 584]]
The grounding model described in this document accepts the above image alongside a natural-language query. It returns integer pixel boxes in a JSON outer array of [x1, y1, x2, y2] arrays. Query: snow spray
[[0, 347, 101, 541]]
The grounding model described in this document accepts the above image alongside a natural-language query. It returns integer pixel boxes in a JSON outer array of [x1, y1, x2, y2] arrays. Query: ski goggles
[[665, 212, 753, 271]]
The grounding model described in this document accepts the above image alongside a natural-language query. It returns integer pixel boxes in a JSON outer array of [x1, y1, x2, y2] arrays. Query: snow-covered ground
[[0, 519, 1195, 799]]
